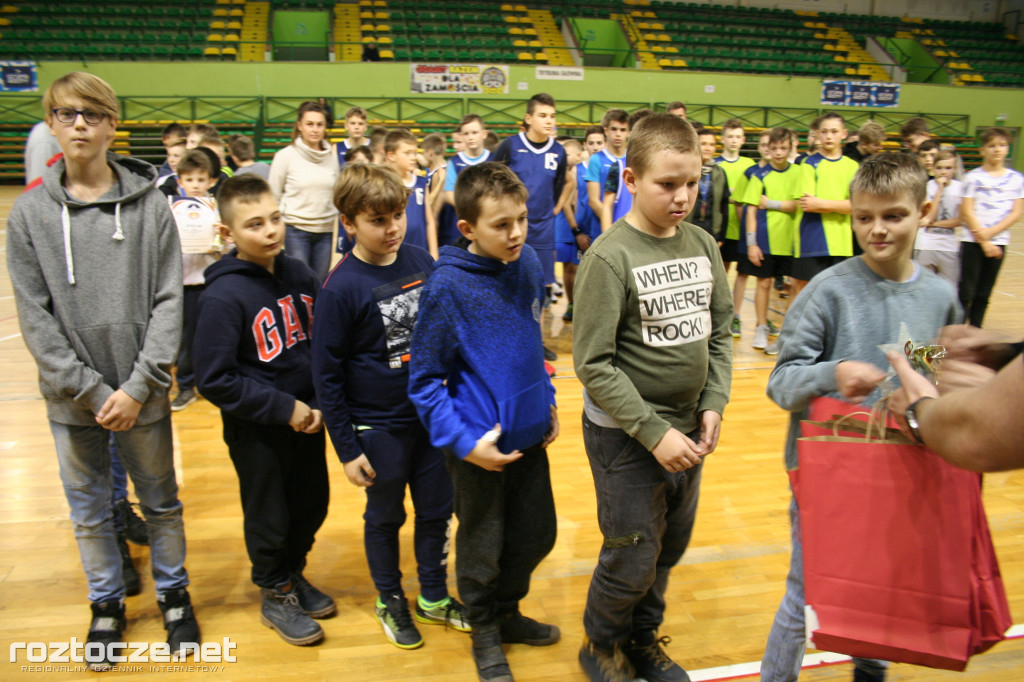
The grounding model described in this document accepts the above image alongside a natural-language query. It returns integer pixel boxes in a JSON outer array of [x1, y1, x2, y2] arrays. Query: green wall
[[570, 18, 632, 68], [272, 11, 331, 61], [19, 61, 1023, 131], [881, 37, 947, 84]]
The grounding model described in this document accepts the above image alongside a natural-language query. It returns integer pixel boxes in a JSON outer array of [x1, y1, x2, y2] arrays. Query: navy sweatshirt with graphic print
[[194, 251, 320, 424], [312, 245, 435, 463]]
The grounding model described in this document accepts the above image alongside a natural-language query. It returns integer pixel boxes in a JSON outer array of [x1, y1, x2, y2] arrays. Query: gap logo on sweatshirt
[[632, 257, 713, 347], [253, 294, 315, 362]]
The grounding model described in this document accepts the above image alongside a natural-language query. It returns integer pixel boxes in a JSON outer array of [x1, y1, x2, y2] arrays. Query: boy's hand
[[465, 424, 523, 472], [343, 454, 376, 488], [289, 400, 315, 432], [980, 240, 1003, 259], [651, 427, 703, 473], [799, 193, 823, 212], [936, 176, 950, 189], [96, 389, 143, 431], [303, 409, 324, 434], [575, 232, 592, 252], [747, 243, 764, 267], [695, 410, 722, 456], [834, 361, 887, 403], [541, 406, 559, 447]]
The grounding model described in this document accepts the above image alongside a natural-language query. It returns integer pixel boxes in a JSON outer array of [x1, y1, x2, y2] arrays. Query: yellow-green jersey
[[715, 155, 756, 240], [797, 153, 860, 257], [740, 163, 802, 256]]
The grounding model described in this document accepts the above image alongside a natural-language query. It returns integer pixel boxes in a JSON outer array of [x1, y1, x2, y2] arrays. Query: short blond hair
[[849, 152, 928, 206], [43, 72, 119, 123], [858, 121, 886, 146], [333, 163, 409, 222], [625, 112, 700, 178]]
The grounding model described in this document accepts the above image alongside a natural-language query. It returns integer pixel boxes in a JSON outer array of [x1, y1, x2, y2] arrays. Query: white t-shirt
[[961, 167, 1024, 246], [915, 178, 962, 253]]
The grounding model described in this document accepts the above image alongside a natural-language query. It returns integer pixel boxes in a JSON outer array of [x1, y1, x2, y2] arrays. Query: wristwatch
[[571, 227, 584, 237], [904, 396, 933, 445]]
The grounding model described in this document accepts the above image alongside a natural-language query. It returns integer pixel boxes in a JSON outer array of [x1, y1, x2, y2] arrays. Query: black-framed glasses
[[51, 107, 107, 125]]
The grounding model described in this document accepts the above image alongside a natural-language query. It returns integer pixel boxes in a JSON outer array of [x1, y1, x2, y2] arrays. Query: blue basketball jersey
[[335, 139, 367, 169], [404, 174, 430, 250], [575, 161, 600, 239], [499, 132, 566, 249], [438, 150, 492, 247]]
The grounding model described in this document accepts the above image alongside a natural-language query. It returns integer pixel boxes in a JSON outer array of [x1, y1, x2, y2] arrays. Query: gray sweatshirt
[[7, 152, 183, 426], [767, 257, 960, 469]]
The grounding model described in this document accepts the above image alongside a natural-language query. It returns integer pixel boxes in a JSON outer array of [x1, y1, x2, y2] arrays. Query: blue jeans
[[285, 225, 333, 280], [581, 414, 702, 648], [51, 416, 189, 603], [357, 424, 453, 602], [761, 495, 888, 681]]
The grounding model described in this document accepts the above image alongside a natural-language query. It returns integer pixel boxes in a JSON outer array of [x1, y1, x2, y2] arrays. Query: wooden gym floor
[[1, 184, 1023, 681]]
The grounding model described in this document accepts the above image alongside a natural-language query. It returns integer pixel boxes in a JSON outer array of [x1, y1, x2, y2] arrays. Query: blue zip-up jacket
[[408, 243, 555, 458]]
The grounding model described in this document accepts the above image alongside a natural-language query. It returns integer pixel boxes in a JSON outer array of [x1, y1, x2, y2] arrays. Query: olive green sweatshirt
[[572, 218, 733, 450]]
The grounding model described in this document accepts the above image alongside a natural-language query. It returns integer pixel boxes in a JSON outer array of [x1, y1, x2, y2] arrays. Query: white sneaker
[[753, 324, 769, 350], [764, 340, 780, 356]]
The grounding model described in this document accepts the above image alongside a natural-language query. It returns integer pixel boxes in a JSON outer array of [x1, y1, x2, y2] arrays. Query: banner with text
[[0, 62, 37, 92], [410, 64, 509, 94], [821, 80, 900, 108]]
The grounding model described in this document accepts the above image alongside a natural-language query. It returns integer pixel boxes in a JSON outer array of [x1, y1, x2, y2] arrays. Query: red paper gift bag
[[793, 398, 1011, 672]]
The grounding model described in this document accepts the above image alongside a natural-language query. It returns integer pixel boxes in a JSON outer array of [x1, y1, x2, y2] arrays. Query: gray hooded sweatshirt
[[7, 152, 183, 426]]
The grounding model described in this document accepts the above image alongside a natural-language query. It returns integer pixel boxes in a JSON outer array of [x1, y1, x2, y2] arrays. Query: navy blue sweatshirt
[[194, 251, 319, 424], [312, 245, 435, 463], [408, 243, 555, 459]]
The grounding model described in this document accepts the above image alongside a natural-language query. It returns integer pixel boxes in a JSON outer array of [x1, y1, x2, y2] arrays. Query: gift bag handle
[[831, 395, 891, 441]]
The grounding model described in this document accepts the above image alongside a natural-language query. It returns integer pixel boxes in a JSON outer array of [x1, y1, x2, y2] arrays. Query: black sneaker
[[562, 303, 573, 322], [260, 582, 324, 645], [86, 600, 126, 672], [170, 388, 197, 412], [543, 345, 557, 361], [471, 622, 513, 682], [375, 594, 423, 649], [114, 498, 148, 546], [289, 571, 336, 618], [578, 636, 635, 682], [623, 631, 690, 682], [116, 533, 140, 597], [157, 588, 201, 659], [852, 666, 887, 682], [498, 610, 560, 645]]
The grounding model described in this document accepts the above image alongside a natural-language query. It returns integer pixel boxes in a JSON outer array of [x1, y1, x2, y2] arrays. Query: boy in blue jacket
[[194, 175, 333, 647], [409, 162, 560, 682]]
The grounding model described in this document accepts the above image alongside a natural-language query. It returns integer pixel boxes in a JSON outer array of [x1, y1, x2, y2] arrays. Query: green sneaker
[[376, 594, 423, 649], [766, 320, 780, 337], [730, 317, 741, 338], [415, 595, 471, 632], [562, 303, 574, 322]]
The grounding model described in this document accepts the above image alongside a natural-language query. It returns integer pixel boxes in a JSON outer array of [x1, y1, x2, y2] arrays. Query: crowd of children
[[9, 70, 1023, 681]]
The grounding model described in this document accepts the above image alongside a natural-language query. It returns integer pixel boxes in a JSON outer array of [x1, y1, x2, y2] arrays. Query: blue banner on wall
[[821, 80, 900, 108], [0, 62, 38, 92]]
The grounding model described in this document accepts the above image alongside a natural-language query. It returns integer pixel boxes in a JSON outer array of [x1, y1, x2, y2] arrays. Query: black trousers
[[175, 284, 205, 391], [223, 413, 329, 588], [959, 241, 1005, 327], [445, 444, 557, 626]]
